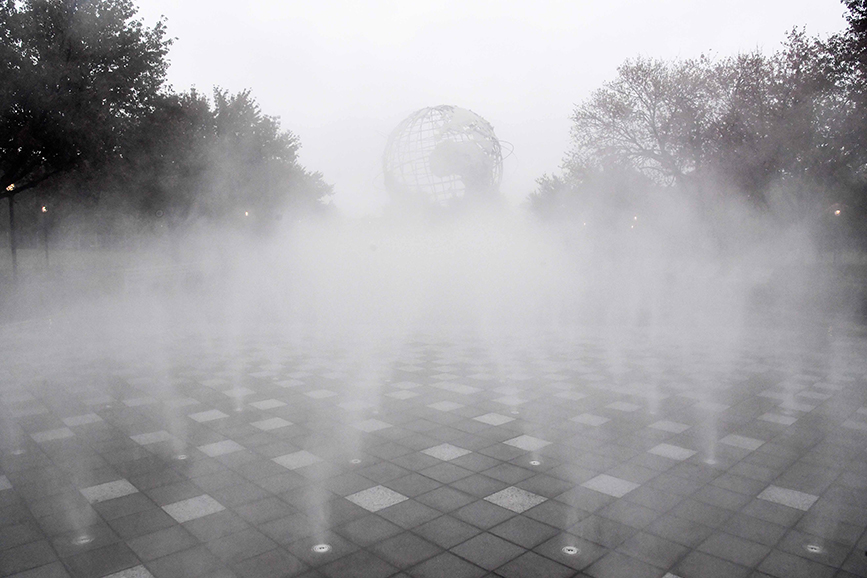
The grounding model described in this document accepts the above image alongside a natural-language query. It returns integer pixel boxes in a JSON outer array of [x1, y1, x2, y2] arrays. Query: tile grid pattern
[[0, 327, 865, 578]]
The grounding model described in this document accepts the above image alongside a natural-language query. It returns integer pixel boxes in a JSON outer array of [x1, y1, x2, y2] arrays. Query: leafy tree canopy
[[0, 0, 171, 199]]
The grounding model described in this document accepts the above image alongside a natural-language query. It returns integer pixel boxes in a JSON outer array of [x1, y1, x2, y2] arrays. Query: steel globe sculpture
[[383, 105, 503, 208]]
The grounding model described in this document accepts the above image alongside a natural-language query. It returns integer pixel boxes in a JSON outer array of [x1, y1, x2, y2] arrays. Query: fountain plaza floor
[[1, 320, 867, 578]]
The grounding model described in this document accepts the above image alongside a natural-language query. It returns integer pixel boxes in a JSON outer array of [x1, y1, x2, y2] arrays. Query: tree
[[0, 0, 171, 274]]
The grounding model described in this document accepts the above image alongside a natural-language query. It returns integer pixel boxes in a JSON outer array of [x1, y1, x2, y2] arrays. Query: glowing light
[[634, 215, 638, 220], [244, 211, 249, 217], [41, 206, 47, 213], [834, 209, 841, 216], [5, 184, 13, 192]]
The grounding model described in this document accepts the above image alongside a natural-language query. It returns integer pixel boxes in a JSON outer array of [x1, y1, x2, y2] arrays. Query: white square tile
[[485, 486, 546, 513], [83, 395, 114, 406], [504, 435, 551, 452], [606, 401, 641, 412], [339, 400, 375, 411], [131, 430, 174, 445], [759, 413, 798, 426], [62, 414, 103, 427], [346, 485, 408, 512], [252, 417, 292, 431], [842, 420, 867, 431], [31, 428, 75, 443], [386, 390, 419, 400], [797, 391, 830, 401], [720, 434, 764, 451], [163, 494, 225, 523], [248, 399, 286, 410], [352, 419, 393, 432], [188, 409, 229, 423], [197, 440, 245, 457], [757, 485, 818, 511], [392, 381, 422, 390], [103, 565, 155, 578], [474, 413, 514, 426], [582, 474, 639, 498], [164, 397, 199, 408], [0, 475, 12, 491], [555, 392, 587, 401], [305, 389, 337, 399], [778, 400, 815, 412], [200, 378, 227, 388], [123, 397, 157, 407], [570, 413, 609, 426], [422, 444, 472, 461], [81, 479, 139, 504], [695, 401, 729, 412], [493, 396, 528, 406], [435, 383, 481, 395], [648, 444, 696, 461], [648, 420, 691, 433], [224, 387, 256, 398], [273, 450, 323, 470], [427, 401, 464, 412]]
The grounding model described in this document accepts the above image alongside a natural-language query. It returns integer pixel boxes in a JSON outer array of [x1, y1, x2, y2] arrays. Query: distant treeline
[[530, 0, 867, 252], [0, 0, 332, 253]]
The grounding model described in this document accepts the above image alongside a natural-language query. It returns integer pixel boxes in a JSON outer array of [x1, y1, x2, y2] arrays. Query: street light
[[41, 204, 49, 267]]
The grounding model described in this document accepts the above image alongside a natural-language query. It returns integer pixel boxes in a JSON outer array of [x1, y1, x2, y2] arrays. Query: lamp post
[[41, 205, 49, 268], [5, 184, 16, 280]]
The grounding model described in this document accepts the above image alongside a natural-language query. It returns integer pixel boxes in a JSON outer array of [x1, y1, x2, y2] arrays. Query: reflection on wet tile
[[648, 444, 696, 461], [571, 413, 610, 426], [422, 444, 472, 461], [485, 486, 547, 513], [81, 479, 139, 503], [62, 413, 103, 427], [252, 417, 292, 431], [504, 435, 551, 452], [757, 485, 818, 511], [163, 494, 225, 523], [346, 485, 408, 512], [273, 450, 323, 470], [31, 427, 75, 442], [474, 413, 514, 426], [649, 421, 691, 433], [188, 409, 229, 423], [197, 440, 245, 457], [582, 474, 639, 498], [720, 435, 764, 451], [352, 419, 393, 432], [131, 431, 174, 445]]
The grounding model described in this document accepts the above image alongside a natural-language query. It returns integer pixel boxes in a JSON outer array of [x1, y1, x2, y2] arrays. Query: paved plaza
[[1, 317, 867, 578]]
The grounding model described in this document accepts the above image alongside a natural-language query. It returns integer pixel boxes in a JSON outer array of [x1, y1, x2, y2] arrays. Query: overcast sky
[[134, 0, 848, 216]]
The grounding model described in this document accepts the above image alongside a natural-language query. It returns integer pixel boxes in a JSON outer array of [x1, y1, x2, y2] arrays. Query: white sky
[[134, 0, 848, 216]]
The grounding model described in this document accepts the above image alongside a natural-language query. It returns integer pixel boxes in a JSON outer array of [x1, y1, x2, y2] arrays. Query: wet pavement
[[2, 319, 867, 578]]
